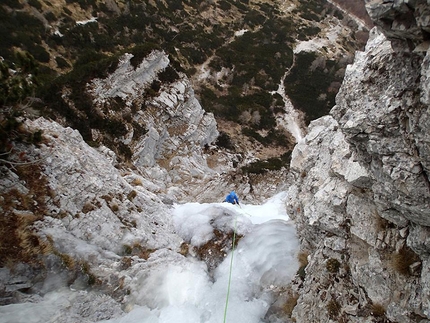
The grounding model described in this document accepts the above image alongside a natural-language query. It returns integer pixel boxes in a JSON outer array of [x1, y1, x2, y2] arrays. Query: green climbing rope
[[223, 215, 238, 323]]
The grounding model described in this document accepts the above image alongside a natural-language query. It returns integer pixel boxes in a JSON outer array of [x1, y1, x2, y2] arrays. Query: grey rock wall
[[287, 2, 430, 321], [365, 0, 430, 49]]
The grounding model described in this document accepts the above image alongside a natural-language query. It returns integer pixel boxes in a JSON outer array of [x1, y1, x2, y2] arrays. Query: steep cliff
[[287, 1, 430, 322], [0, 51, 217, 311]]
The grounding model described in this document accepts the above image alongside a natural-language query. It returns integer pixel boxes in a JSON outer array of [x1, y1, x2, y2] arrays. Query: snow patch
[[294, 22, 343, 55], [76, 17, 98, 25], [272, 74, 304, 143], [234, 29, 248, 36], [54, 30, 63, 37]]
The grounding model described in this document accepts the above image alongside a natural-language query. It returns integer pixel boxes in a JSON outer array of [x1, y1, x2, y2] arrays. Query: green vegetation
[[42, 50, 125, 143], [0, 72, 50, 269], [241, 152, 291, 174], [55, 57, 71, 69], [326, 258, 341, 273], [28, 0, 42, 10], [0, 51, 45, 155], [158, 66, 180, 84], [293, 0, 325, 23], [0, 0, 365, 158], [214, 21, 294, 91], [242, 128, 291, 147], [0, 7, 46, 62], [216, 131, 235, 151], [327, 299, 341, 319], [297, 25, 322, 41], [200, 86, 284, 135], [0, 51, 39, 107], [129, 43, 161, 69], [122, 244, 133, 255], [284, 52, 345, 124]]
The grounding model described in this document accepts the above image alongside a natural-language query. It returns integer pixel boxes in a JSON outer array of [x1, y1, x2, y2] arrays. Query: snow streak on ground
[[273, 72, 304, 143], [0, 193, 299, 323]]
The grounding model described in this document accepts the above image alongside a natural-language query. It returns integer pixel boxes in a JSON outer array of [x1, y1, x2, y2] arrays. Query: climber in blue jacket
[[224, 191, 239, 205]]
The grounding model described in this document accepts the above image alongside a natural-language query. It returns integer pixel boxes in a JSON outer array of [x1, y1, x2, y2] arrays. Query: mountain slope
[[1, 0, 369, 172]]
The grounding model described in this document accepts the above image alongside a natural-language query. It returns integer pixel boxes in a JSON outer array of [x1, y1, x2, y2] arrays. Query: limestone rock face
[[288, 23, 430, 323], [29, 118, 182, 250], [0, 116, 187, 317], [89, 51, 219, 167], [365, 0, 430, 48], [88, 51, 218, 167], [1, 45, 289, 316], [85, 50, 287, 204], [86, 51, 222, 200], [333, 28, 430, 227]]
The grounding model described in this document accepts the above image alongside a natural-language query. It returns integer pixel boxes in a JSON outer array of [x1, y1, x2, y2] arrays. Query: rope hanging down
[[223, 214, 238, 323]]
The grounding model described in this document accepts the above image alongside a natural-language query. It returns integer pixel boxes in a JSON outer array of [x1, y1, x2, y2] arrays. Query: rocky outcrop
[[0, 46, 287, 314], [365, 0, 430, 49], [85, 51, 223, 200], [287, 4, 430, 322], [0, 116, 185, 305], [83, 50, 286, 204]]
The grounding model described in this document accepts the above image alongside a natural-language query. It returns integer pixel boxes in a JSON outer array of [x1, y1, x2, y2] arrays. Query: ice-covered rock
[[0, 46, 290, 322]]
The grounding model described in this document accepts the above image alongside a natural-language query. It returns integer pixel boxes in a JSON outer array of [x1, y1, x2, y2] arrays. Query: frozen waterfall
[[0, 193, 299, 323]]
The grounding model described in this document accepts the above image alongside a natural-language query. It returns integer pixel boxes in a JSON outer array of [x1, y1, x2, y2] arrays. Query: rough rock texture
[[86, 51, 221, 200], [365, 0, 430, 49], [0, 117, 185, 307], [85, 50, 285, 204], [288, 3, 430, 322], [0, 51, 221, 316]]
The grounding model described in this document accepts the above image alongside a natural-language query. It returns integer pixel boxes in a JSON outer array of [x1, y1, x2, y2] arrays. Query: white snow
[[293, 22, 343, 56], [0, 193, 299, 323], [76, 17, 98, 25], [54, 30, 64, 37], [273, 74, 304, 143], [105, 192, 299, 323], [294, 38, 325, 54], [234, 29, 248, 37]]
